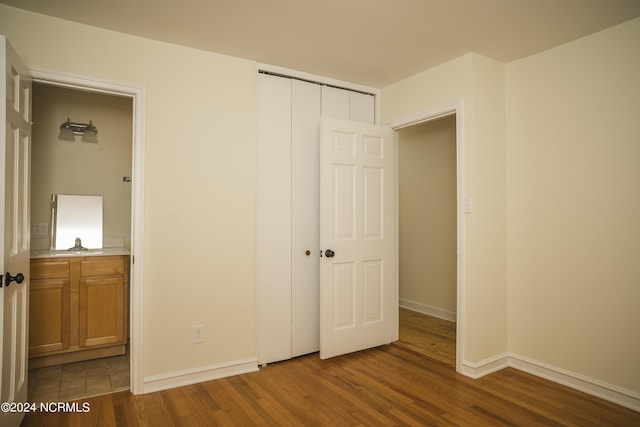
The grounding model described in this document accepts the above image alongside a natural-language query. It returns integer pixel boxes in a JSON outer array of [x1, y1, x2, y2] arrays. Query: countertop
[[31, 248, 131, 259]]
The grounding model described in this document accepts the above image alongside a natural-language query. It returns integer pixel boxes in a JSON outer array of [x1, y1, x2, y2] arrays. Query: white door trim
[[28, 68, 146, 394], [387, 101, 465, 374]]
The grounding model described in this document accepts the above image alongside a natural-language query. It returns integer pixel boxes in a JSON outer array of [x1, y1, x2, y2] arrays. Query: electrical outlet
[[192, 325, 204, 344]]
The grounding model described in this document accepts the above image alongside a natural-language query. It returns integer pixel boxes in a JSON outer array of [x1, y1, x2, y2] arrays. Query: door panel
[[29, 279, 70, 354], [321, 86, 375, 124], [1, 36, 31, 427], [319, 117, 396, 359], [79, 277, 124, 347], [321, 86, 350, 120], [291, 79, 321, 357], [334, 164, 355, 239], [349, 92, 375, 124], [257, 74, 293, 364]]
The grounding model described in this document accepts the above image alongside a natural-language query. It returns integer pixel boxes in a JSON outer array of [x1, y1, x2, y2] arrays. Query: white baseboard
[[399, 298, 456, 322], [508, 353, 640, 413], [460, 353, 510, 379], [459, 352, 640, 412], [143, 358, 259, 394], [139, 350, 640, 413]]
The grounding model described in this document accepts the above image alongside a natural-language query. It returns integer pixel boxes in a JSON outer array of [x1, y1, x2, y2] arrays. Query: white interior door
[[319, 117, 396, 359], [0, 37, 31, 427]]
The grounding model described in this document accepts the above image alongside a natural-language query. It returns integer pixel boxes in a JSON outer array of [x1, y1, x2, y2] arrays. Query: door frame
[[28, 68, 146, 394], [387, 101, 465, 373]]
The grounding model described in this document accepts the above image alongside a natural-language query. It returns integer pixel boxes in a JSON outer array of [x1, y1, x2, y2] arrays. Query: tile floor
[[28, 354, 129, 403]]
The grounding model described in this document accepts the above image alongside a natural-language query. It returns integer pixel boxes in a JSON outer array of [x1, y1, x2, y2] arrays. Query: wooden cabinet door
[[29, 279, 70, 354], [78, 276, 124, 348]]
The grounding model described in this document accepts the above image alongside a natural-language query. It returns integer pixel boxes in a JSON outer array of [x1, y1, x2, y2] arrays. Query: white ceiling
[[2, 0, 640, 87]]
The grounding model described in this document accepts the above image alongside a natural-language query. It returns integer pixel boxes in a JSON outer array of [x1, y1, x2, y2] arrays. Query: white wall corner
[[143, 358, 259, 394], [460, 352, 640, 412]]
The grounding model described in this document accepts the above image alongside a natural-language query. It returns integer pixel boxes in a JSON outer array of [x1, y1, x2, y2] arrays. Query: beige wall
[[398, 116, 456, 315], [31, 83, 132, 249], [506, 17, 640, 393], [0, 5, 257, 378], [382, 53, 508, 364]]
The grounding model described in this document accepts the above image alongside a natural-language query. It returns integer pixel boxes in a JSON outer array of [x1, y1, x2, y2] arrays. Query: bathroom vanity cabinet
[[29, 252, 129, 368]]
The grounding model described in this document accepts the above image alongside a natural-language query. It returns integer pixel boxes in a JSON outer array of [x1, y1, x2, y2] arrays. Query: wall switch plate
[[33, 223, 49, 236], [464, 196, 473, 214], [192, 325, 204, 344]]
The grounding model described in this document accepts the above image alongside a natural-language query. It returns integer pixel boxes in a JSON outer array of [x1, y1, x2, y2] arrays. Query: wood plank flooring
[[22, 311, 640, 426], [398, 308, 456, 367]]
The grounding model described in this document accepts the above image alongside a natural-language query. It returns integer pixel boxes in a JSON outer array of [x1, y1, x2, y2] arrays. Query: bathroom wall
[[31, 83, 133, 249]]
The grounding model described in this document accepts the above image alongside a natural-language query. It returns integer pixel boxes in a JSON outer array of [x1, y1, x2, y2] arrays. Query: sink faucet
[[68, 237, 88, 251]]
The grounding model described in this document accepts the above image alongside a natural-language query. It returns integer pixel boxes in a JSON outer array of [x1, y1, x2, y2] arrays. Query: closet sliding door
[[257, 74, 293, 364], [258, 74, 322, 364], [257, 72, 375, 365], [291, 80, 321, 358], [322, 86, 375, 123]]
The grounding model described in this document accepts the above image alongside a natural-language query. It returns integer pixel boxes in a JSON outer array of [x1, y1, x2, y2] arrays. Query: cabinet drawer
[[81, 257, 126, 277], [31, 261, 70, 280]]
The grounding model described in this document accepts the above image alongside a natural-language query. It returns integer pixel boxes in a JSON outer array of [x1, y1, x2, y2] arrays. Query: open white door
[[319, 117, 396, 359], [0, 36, 31, 427]]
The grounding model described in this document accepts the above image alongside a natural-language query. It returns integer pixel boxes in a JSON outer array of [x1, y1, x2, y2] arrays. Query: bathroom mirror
[[51, 194, 103, 250]]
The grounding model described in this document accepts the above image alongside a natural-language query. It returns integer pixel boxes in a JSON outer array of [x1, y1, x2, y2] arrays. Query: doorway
[[26, 82, 134, 402], [396, 114, 458, 368]]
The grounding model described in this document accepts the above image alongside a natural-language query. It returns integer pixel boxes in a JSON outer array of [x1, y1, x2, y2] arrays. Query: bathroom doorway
[[27, 82, 134, 402]]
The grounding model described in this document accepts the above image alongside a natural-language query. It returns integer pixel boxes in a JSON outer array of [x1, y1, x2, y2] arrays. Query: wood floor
[[398, 308, 456, 367], [22, 310, 640, 426]]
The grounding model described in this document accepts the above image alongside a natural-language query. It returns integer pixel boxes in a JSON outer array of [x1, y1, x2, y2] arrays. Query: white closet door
[[291, 80, 321, 357], [349, 92, 375, 124], [257, 74, 292, 364], [258, 73, 377, 365], [322, 86, 375, 124], [322, 86, 350, 120]]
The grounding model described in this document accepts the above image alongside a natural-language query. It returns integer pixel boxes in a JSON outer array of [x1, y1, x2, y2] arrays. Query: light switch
[[33, 223, 49, 236], [464, 196, 473, 214]]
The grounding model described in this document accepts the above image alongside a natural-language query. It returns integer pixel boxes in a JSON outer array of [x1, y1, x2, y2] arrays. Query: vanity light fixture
[[58, 118, 98, 143]]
